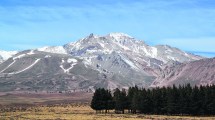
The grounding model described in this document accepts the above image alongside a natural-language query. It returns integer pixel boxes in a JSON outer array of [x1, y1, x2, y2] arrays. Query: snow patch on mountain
[[13, 59, 41, 74], [108, 32, 133, 39], [60, 63, 77, 74], [37, 46, 67, 54], [27, 50, 35, 55], [151, 47, 158, 58], [60, 58, 78, 74], [3, 59, 41, 75], [120, 54, 139, 70], [0, 50, 18, 61], [167, 56, 177, 61], [62, 59, 65, 63], [67, 58, 77, 63], [0, 60, 16, 73], [13, 50, 36, 60], [45, 55, 51, 58], [115, 41, 130, 51], [13, 54, 26, 60]]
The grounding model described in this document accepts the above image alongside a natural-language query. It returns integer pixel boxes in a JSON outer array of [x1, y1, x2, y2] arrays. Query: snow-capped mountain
[[41, 33, 202, 68], [0, 33, 205, 92], [0, 50, 102, 92], [37, 46, 67, 54], [64, 33, 201, 61], [0, 50, 18, 63]]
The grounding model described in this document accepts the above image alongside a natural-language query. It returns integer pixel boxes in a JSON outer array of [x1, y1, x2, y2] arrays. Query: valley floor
[[0, 92, 93, 105], [0, 92, 215, 120], [1, 104, 215, 120]]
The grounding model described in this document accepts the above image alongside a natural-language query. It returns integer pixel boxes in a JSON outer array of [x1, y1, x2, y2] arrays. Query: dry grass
[[0, 92, 93, 105], [1, 104, 215, 120]]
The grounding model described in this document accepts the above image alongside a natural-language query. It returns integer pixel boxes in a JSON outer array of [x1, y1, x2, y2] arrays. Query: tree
[[91, 84, 215, 116], [190, 86, 202, 115], [138, 89, 152, 114], [91, 88, 114, 113], [127, 86, 139, 113], [105, 90, 114, 113], [91, 88, 103, 113], [166, 85, 180, 115], [178, 85, 188, 115], [113, 88, 127, 114], [151, 88, 163, 114], [131, 91, 139, 114]]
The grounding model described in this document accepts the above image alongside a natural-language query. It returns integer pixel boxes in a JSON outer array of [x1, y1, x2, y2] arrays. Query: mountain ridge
[[38, 33, 202, 64], [151, 57, 215, 87], [0, 50, 18, 64], [0, 33, 209, 92]]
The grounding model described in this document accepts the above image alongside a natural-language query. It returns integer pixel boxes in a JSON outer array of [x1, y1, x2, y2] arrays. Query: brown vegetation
[[1, 103, 215, 120], [0, 92, 215, 120]]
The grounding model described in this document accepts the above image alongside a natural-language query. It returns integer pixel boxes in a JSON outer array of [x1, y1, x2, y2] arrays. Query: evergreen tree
[[127, 86, 139, 113], [131, 91, 141, 114], [91, 88, 114, 113], [166, 85, 179, 115], [151, 88, 163, 114], [178, 85, 187, 115], [91, 84, 215, 116], [113, 88, 127, 114], [138, 89, 152, 114], [106, 90, 115, 113], [91, 88, 104, 113], [209, 85, 215, 115], [160, 87, 168, 114]]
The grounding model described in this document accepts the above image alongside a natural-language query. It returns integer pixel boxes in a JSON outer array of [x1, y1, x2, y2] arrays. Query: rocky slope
[[0, 50, 101, 92], [0, 50, 155, 92], [40, 33, 202, 77], [0, 33, 205, 92], [151, 57, 215, 87]]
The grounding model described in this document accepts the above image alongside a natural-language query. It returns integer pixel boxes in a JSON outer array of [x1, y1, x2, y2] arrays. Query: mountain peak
[[86, 33, 99, 39], [0, 33, 208, 92], [107, 32, 133, 39]]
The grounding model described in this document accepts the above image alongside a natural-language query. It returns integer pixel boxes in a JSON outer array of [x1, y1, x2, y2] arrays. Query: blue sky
[[0, 0, 215, 57]]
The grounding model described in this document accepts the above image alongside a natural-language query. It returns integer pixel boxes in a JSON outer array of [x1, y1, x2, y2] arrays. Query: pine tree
[[178, 85, 187, 115], [138, 89, 152, 114], [160, 87, 167, 114], [190, 86, 201, 115], [91, 88, 103, 113], [105, 90, 114, 113], [127, 86, 139, 113], [151, 88, 163, 114], [91, 84, 215, 116], [210, 85, 215, 115], [113, 88, 127, 114], [182, 84, 192, 115], [91, 88, 114, 113], [166, 85, 179, 115], [131, 91, 140, 114]]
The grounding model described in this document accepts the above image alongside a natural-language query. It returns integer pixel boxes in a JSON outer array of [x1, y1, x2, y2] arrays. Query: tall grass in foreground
[[0, 104, 215, 120]]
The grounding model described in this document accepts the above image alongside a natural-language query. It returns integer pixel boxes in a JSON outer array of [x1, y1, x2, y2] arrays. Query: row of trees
[[91, 84, 215, 115]]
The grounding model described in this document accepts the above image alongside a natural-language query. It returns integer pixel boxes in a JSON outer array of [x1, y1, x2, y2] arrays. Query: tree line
[[91, 84, 215, 115]]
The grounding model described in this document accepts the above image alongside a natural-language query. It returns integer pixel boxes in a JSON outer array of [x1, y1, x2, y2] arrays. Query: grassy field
[[0, 92, 215, 120], [0, 92, 93, 105], [1, 104, 215, 120]]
